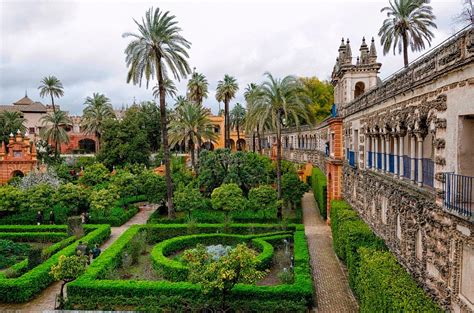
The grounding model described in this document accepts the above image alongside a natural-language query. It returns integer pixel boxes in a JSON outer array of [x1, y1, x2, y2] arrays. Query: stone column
[[410, 135, 416, 183], [399, 135, 404, 179], [381, 135, 386, 172], [374, 136, 378, 170], [365, 135, 370, 169], [385, 136, 390, 173], [394, 135, 399, 177], [417, 135, 423, 186]]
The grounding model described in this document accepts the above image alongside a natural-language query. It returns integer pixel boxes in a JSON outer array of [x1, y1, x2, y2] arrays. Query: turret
[[359, 37, 369, 64], [345, 39, 352, 64], [369, 37, 377, 63], [338, 38, 346, 63]]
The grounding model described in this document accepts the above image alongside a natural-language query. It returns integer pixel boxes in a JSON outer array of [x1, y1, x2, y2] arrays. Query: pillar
[[417, 135, 423, 186], [394, 136, 399, 177], [385, 136, 390, 173], [365, 135, 370, 169], [374, 136, 378, 170], [399, 135, 404, 179], [410, 135, 416, 183], [381, 135, 385, 172]]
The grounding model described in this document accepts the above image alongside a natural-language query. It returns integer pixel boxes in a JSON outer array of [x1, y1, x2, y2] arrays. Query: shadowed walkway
[[0, 203, 155, 313], [302, 192, 359, 313]]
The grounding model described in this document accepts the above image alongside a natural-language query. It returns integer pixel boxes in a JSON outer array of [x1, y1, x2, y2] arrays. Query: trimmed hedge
[[89, 195, 145, 226], [67, 224, 313, 312], [310, 168, 327, 219], [0, 232, 68, 243], [0, 224, 110, 303], [331, 200, 440, 312]]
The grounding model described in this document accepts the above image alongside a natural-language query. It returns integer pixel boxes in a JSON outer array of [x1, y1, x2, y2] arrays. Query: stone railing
[[342, 26, 474, 117]]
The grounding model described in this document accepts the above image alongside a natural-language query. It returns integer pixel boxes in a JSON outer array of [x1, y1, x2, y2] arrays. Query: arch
[[229, 139, 236, 151], [11, 170, 24, 178], [78, 138, 96, 153], [354, 81, 365, 98], [237, 139, 246, 151], [201, 142, 214, 151]]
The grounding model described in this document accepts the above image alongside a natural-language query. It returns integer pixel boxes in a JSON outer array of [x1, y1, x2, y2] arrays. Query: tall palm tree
[[169, 100, 217, 170], [0, 111, 26, 145], [243, 83, 262, 153], [230, 103, 246, 150], [82, 93, 115, 152], [187, 71, 209, 105], [39, 110, 72, 157], [250, 73, 310, 212], [378, 0, 437, 67], [215, 75, 238, 149], [38, 76, 64, 113], [174, 95, 188, 108], [153, 78, 178, 99], [123, 7, 191, 218]]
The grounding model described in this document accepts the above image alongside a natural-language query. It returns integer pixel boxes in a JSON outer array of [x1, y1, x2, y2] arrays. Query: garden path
[[302, 192, 359, 313], [0, 203, 155, 313]]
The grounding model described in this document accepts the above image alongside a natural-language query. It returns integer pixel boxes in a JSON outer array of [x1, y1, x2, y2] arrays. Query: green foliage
[[109, 170, 140, 198], [330, 200, 439, 312], [281, 173, 308, 209], [173, 184, 208, 217], [0, 185, 27, 212], [0, 239, 30, 269], [299, 77, 333, 122], [211, 183, 246, 214], [23, 184, 55, 213], [89, 196, 143, 226], [139, 171, 166, 204], [310, 167, 327, 219], [50, 254, 87, 282], [97, 107, 151, 167], [278, 269, 295, 284], [79, 163, 110, 187], [89, 188, 120, 214], [248, 185, 278, 212], [53, 183, 90, 215], [357, 248, 441, 312]]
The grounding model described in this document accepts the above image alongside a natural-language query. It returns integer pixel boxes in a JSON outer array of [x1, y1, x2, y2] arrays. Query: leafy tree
[[0, 185, 27, 212], [216, 75, 239, 149], [248, 72, 311, 218], [82, 92, 115, 152], [138, 101, 162, 152], [39, 110, 72, 157], [139, 171, 166, 204], [184, 243, 266, 309], [0, 111, 26, 146], [169, 100, 217, 169], [97, 107, 151, 167], [50, 255, 87, 308], [187, 71, 209, 105], [109, 170, 139, 198], [230, 103, 246, 150], [15, 168, 61, 190], [53, 183, 90, 215], [38, 75, 64, 113], [211, 183, 246, 218], [89, 188, 119, 214], [123, 7, 192, 219], [378, 0, 437, 67], [23, 184, 56, 213], [78, 163, 110, 187], [248, 185, 278, 214], [299, 77, 333, 122], [243, 83, 262, 153], [281, 172, 308, 210], [173, 184, 208, 218]]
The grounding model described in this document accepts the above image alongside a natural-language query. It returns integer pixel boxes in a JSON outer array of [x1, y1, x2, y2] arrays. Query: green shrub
[[281, 172, 308, 210], [310, 168, 327, 219], [0, 240, 30, 269], [79, 163, 110, 187], [357, 247, 441, 312]]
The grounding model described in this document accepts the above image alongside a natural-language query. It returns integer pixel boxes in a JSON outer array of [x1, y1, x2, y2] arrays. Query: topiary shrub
[[310, 168, 327, 219]]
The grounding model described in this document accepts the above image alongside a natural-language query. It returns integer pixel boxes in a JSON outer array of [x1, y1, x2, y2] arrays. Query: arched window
[[354, 81, 365, 98]]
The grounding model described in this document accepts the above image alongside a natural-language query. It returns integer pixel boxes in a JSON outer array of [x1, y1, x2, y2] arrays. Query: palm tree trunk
[[256, 125, 262, 154], [224, 98, 230, 149], [236, 125, 240, 150], [252, 132, 256, 152], [189, 137, 196, 170], [156, 56, 175, 219], [50, 94, 56, 114], [402, 32, 409, 67], [95, 132, 100, 153], [276, 111, 282, 200]]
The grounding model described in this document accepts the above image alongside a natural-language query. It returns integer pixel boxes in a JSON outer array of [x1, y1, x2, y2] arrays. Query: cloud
[[0, 0, 466, 115]]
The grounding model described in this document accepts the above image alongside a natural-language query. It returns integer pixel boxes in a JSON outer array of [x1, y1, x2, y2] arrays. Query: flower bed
[[67, 224, 313, 312], [0, 224, 110, 302]]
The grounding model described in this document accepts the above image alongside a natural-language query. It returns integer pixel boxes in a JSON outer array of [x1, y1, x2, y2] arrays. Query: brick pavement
[[0, 203, 155, 313], [302, 192, 359, 313]]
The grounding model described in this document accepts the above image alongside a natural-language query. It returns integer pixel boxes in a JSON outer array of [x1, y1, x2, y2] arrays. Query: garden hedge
[[0, 224, 110, 302], [310, 167, 327, 219], [330, 199, 440, 312], [67, 224, 313, 312], [89, 195, 145, 226]]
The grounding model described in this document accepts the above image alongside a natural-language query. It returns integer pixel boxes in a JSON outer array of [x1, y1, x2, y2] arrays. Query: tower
[[331, 36, 381, 114]]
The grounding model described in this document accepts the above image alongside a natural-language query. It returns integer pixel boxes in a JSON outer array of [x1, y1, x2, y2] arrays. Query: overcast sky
[[0, 0, 468, 115]]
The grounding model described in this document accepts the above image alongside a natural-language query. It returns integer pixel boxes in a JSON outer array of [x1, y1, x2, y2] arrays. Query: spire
[[369, 37, 377, 63], [345, 39, 352, 64], [25, 89, 28, 97], [338, 38, 346, 62], [359, 37, 369, 64]]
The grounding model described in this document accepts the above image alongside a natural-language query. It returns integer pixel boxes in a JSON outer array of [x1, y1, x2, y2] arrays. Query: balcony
[[443, 173, 473, 219]]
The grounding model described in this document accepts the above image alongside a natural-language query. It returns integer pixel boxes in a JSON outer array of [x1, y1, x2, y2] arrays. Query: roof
[[13, 96, 34, 105], [0, 96, 48, 113]]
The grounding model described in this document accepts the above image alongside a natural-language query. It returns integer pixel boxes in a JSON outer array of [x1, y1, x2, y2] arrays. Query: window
[[13, 151, 22, 158], [29, 127, 35, 134], [354, 81, 365, 98]]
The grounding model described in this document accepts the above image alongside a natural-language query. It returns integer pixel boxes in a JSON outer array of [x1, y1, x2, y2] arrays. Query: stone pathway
[[302, 192, 359, 313], [0, 203, 155, 313]]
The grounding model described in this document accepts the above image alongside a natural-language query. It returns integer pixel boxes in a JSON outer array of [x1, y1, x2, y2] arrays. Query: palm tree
[[153, 78, 178, 99], [378, 0, 437, 67], [174, 95, 188, 108], [123, 7, 192, 218], [243, 83, 262, 153], [39, 110, 72, 157], [187, 71, 209, 105], [38, 76, 64, 113], [169, 100, 217, 170], [230, 103, 246, 150], [215, 75, 238, 149], [0, 111, 26, 145], [250, 73, 310, 214], [82, 93, 115, 152]]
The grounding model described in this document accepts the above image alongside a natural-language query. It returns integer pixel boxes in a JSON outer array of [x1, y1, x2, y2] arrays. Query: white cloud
[[0, 0, 466, 115]]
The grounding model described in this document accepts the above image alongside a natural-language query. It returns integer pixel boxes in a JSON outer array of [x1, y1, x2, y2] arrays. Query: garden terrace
[[67, 223, 313, 312], [0, 224, 110, 303]]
